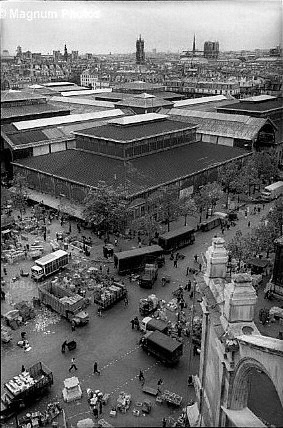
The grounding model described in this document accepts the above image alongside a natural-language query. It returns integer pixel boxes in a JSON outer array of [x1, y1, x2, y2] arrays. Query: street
[[1, 199, 281, 427]]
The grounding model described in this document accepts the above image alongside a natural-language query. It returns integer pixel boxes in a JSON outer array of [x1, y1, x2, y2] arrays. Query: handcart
[[161, 390, 182, 407], [161, 275, 171, 286], [141, 400, 152, 414], [66, 340, 77, 351]]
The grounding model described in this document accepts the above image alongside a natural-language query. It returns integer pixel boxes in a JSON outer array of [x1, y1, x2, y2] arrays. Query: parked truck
[[31, 250, 69, 281], [139, 330, 183, 365], [139, 263, 158, 288], [93, 282, 127, 310], [261, 181, 283, 201], [0, 362, 53, 421], [38, 281, 89, 326], [140, 317, 169, 335]]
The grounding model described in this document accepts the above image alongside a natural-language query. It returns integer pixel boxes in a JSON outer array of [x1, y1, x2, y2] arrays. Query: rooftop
[[166, 108, 272, 141], [1, 103, 70, 121], [13, 142, 248, 195], [114, 94, 173, 109], [1, 90, 46, 103], [74, 117, 196, 143], [217, 97, 283, 113], [61, 88, 112, 97], [174, 95, 229, 108], [13, 109, 125, 130], [113, 81, 165, 91]]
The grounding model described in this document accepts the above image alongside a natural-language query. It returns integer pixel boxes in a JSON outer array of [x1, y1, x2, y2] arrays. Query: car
[[250, 195, 266, 204]]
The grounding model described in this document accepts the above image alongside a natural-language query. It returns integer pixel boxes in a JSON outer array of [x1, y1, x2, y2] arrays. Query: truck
[[0, 362, 53, 421], [140, 317, 169, 335], [139, 263, 158, 288], [139, 330, 183, 365], [114, 245, 163, 275], [139, 294, 160, 316], [38, 281, 89, 326], [261, 181, 283, 201], [31, 250, 69, 281]]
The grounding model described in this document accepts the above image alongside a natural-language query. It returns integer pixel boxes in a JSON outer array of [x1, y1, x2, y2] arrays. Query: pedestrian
[[77, 223, 81, 233], [93, 406, 98, 419], [107, 267, 110, 275], [124, 295, 128, 306], [162, 417, 167, 428], [131, 318, 135, 329], [180, 300, 185, 311], [21, 332, 27, 340], [134, 316, 140, 330], [98, 306, 102, 317], [194, 254, 198, 263], [1, 289, 5, 300], [157, 378, 163, 392], [71, 320, 76, 332], [199, 263, 202, 272], [262, 203, 265, 210], [43, 232, 46, 241], [188, 375, 193, 386], [186, 280, 191, 292], [21, 365, 26, 373], [3, 266, 7, 275], [173, 259, 178, 268], [93, 361, 101, 375], [69, 357, 78, 372], [99, 400, 103, 414], [61, 340, 68, 353], [258, 206, 261, 214], [190, 290, 194, 299], [193, 344, 198, 356], [99, 265, 102, 272], [114, 238, 118, 246], [139, 369, 145, 383], [248, 221, 251, 227], [259, 309, 264, 323], [177, 325, 182, 337], [69, 223, 71, 234], [138, 241, 142, 248]]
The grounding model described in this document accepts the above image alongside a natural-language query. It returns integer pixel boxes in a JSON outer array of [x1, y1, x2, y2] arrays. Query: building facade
[[203, 41, 219, 59], [136, 35, 145, 65]]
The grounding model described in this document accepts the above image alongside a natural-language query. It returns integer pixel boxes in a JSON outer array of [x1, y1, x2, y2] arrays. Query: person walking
[[194, 254, 198, 263], [248, 220, 251, 227], [93, 361, 101, 375], [157, 378, 163, 393], [43, 232, 46, 241], [131, 318, 135, 329], [173, 258, 178, 268], [61, 340, 68, 353], [71, 320, 76, 332], [162, 417, 167, 428], [124, 295, 129, 306], [139, 369, 145, 383], [186, 280, 192, 292], [93, 406, 98, 419], [99, 400, 103, 414], [3, 266, 7, 275], [186, 266, 190, 276], [21, 365, 26, 373], [69, 357, 77, 372]]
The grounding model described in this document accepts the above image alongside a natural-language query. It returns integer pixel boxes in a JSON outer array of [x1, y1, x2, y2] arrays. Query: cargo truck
[[93, 282, 127, 310], [31, 249, 69, 281], [0, 362, 53, 421], [114, 245, 163, 274], [38, 281, 89, 326], [139, 330, 183, 365], [139, 263, 158, 288], [261, 181, 283, 201], [140, 317, 169, 335]]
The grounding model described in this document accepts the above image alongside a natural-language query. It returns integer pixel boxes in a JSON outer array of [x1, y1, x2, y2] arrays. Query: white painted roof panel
[[13, 109, 125, 130], [50, 96, 114, 108], [43, 82, 75, 87], [174, 95, 228, 108], [61, 88, 112, 97], [243, 95, 276, 102], [109, 113, 168, 126]]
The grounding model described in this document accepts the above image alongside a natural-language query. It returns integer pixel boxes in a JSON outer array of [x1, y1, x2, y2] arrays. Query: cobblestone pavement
[[1, 199, 281, 427]]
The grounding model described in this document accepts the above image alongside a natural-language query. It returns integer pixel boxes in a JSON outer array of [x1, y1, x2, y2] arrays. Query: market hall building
[[12, 113, 252, 218]]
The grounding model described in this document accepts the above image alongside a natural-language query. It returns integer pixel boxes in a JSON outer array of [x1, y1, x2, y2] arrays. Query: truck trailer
[[31, 249, 69, 281], [139, 263, 158, 288], [0, 362, 53, 421], [261, 181, 283, 201], [140, 330, 183, 365], [140, 317, 169, 335], [38, 281, 89, 326]]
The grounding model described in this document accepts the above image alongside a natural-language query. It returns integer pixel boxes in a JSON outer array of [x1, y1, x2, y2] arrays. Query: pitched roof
[[217, 97, 283, 113], [1, 103, 70, 120], [13, 142, 249, 196], [74, 118, 196, 143], [166, 108, 270, 141], [1, 90, 46, 103], [114, 95, 173, 109]]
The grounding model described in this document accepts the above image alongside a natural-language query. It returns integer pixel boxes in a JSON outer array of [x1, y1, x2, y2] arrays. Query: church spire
[[64, 44, 68, 62], [193, 34, 196, 54]]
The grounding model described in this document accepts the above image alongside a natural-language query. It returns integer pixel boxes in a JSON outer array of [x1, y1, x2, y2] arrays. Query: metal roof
[[168, 108, 269, 140], [43, 82, 75, 87], [13, 109, 125, 130], [174, 95, 228, 108], [13, 142, 248, 196], [1, 90, 46, 103], [61, 88, 112, 97], [243, 95, 276, 102], [50, 96, 115, 109], [1, 103, 70, 120], [108, 113, 168, 126]]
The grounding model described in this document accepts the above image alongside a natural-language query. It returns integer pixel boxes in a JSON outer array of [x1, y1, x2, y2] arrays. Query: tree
[[10, 173, 28, 220], [196, 182, 224, 219], [227, 230, 251, 268], [131, 213, 164, 244], [179, 195, 197, 226], [218, 163, 242, 207], [83, 181, 129, 236], [252, 150, 279, 184], [150, 187, 180, 232]]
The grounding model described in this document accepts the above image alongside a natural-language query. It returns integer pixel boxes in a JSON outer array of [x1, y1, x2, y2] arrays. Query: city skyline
[[1, 1, 281, 55]]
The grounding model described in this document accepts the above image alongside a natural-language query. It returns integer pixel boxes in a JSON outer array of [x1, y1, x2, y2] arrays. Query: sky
[[1, 1, 282, 55]]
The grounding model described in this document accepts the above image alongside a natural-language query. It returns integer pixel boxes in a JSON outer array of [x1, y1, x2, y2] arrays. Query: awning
[[221, 406, 266, 427]]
